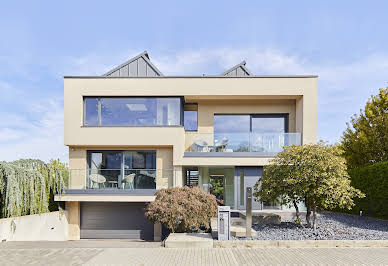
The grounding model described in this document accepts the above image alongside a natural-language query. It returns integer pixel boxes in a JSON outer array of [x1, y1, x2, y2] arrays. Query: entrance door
[[235, 167, 263, 210]]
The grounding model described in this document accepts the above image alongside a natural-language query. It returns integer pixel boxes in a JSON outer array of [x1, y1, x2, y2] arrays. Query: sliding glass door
[[87, 150, 156, 189], [250, 115, 288, 152], [214, 114, 288, 152]]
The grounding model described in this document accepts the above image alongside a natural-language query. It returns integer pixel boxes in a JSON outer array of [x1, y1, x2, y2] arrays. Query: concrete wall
[[0, 211, 68, 241], [64, 77, 317, 163], [63, 76, 317, 180]]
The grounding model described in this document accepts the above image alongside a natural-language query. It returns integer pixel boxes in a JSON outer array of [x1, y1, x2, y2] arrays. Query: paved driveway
[[0, 241, 388, 265]]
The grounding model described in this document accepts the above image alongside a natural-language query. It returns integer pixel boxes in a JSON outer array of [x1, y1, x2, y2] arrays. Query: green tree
[[254, 143, 365, 230], [342, 88, 388, 168]]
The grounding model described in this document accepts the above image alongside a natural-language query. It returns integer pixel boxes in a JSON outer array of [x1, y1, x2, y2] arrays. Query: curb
[[214, 240, 388, 248]]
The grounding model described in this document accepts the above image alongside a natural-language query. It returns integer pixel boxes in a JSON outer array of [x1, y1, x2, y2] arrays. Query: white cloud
[[1, 47, 387, 163], [0, 98, 67, 163], [152, 48, 388, 143]]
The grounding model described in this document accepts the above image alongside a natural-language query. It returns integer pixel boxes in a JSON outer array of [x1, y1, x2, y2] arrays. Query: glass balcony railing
[[185, 132, 301, 153], [61, 169, 177, 192]]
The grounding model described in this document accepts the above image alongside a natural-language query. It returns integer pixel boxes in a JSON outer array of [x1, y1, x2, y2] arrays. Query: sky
[[0, 0, 387, 162]]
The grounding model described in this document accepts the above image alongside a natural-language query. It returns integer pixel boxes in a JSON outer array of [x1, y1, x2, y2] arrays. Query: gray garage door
[[80, 202, 154, 240]]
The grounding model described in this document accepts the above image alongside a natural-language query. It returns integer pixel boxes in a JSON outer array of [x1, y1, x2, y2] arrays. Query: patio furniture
[[108, 180, 118, 188], [193, 140, 210, 152], [215, 137, 228, 152], [121, 173, 136, 189], [89, 173, 106, 189]]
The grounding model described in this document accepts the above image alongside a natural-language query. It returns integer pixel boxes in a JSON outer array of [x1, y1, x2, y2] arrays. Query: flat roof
[[64, 75, 318, 79]]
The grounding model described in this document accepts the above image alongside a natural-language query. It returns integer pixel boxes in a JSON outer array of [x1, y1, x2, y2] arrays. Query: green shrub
[[145, 186, 217, 233], [340, 161, 388, 219]]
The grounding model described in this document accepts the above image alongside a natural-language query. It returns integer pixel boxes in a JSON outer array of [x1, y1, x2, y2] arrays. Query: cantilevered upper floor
[[64, 51, 317, 167]]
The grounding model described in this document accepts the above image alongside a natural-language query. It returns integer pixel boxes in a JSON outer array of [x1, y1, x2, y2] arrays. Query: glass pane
[[87, 151, 121, 189], [84, 98, 99, 126], [90, 153, 102, 169], [184, 111, 198, 131], [156, 98, 181, 126], [251, 116, 285, 133], [214, 115, 250, 152], [99, 98, 180, 126]]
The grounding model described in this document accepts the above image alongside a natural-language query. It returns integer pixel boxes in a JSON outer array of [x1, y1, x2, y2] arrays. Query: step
[[230, 217, 246, 226], [164, 233, 213, 248], [230, 225, 257, 237]]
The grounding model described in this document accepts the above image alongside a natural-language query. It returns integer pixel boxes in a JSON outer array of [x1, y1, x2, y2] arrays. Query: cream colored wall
[[197, 99, 296, 133], [68, 146, 173, 189], [64, 76, 317, 168], [184, 99, 296, 151], [66, 201, 80, 240]]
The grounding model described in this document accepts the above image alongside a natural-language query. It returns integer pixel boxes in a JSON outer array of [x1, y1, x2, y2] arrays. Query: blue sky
[[1, 0, 387, 162]]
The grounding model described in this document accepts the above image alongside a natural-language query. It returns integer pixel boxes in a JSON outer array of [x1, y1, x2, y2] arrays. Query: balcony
[[185, 132, 301, 157], [60, 169, 177, 194]]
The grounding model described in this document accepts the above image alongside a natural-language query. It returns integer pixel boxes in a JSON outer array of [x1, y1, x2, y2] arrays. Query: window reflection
[[84, 97, 181, 126]]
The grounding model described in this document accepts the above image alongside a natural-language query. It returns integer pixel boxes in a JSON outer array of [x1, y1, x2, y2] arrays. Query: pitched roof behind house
[[103, 51, 163, 77], [221, 61, 252, 76]]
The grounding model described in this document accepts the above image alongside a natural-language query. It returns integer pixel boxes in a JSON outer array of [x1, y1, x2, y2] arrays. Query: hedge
[[340, 161, 388, 219]]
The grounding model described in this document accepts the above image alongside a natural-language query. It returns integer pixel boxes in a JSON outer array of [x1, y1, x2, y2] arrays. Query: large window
[[214, 114, 288, 152], [87, 150, 156, 189], [84, 97, 182, 127]]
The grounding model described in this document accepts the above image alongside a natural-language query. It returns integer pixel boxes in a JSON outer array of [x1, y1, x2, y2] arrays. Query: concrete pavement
[[0, 242, 388, 265]]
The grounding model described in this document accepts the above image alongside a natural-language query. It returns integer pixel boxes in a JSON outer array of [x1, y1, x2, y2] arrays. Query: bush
[[340, 161, 388, 219], [145, 186, 217, 233]]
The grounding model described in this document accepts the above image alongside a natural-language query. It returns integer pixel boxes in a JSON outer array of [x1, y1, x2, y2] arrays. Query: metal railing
[[185, 132, 301, 153], [62, 168, 179, 191]]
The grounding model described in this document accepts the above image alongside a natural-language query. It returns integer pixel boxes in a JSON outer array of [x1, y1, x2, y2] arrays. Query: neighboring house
[[56, 51, 317, 241]]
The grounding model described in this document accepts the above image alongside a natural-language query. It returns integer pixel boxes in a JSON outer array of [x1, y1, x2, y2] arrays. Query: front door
[[235, 167, 263, 210]]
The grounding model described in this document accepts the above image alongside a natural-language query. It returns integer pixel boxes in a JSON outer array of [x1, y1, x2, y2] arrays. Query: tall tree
[[254, 143, 364, 230], [342, 88, 388, 168]]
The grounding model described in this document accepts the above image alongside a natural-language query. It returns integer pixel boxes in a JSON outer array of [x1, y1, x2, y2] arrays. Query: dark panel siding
[[80, 202, 153, 240]]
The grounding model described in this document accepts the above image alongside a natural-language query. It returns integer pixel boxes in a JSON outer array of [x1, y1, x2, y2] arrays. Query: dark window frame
[[83, 96, 184, 127], [86, 150, 157, 170], [183, 103, 198, 132], [214, 113, 289, 133]]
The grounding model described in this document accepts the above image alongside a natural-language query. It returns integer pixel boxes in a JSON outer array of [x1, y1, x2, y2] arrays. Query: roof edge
[[64, 75, 318, 79]]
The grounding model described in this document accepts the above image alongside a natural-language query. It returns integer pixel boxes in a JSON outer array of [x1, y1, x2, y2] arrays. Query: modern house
[[56, 51, 317, 241]]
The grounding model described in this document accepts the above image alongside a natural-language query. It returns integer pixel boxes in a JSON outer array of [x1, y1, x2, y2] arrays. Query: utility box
[[217, 206, 230, 241]]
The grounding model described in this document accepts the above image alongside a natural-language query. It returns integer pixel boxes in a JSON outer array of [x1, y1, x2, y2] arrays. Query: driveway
[[0, 241, 388, 265]]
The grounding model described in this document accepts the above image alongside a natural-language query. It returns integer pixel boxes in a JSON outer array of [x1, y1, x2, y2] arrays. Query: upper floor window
[[184, 103, 198, 131], [84, 97, 182, 127]]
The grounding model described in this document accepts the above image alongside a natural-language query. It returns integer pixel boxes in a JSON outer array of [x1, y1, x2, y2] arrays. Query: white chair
[[193, 140, 209, 152], [121, 173, 136, 189], [215, 137, 229, 152], [89, 173, 106, 189]]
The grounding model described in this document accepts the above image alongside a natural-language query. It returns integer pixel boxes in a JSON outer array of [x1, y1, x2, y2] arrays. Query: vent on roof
[[221, 61, 252, 77], [103, 51, 163, 77]]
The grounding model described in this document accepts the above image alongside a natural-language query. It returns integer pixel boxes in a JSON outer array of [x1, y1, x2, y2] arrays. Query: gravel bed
[[234, 212, 388, 240]]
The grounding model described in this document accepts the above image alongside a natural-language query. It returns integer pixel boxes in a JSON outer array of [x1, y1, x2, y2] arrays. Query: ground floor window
[[87, 150, 156, 189]]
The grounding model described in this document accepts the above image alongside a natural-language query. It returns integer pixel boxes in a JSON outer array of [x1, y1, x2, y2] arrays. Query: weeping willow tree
[[0, 159, 68, 218]]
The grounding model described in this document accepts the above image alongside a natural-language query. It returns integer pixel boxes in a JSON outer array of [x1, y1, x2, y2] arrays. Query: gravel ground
[[234, 212, 388, 240]]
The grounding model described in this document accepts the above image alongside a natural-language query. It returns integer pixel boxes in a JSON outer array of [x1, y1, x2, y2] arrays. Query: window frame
[[183, 103, 198, 132], [214, 113, 289, 133], [83, 96, 184, 127], [86, 150, 157, 170]]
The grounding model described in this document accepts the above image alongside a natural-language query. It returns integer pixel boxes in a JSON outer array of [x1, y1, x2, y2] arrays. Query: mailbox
[[217, 206, 230, 241]]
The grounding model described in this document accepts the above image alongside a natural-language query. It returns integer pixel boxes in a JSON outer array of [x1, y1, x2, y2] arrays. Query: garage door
[[80, 202, 154, 240]]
